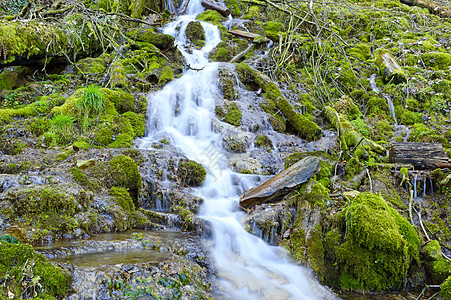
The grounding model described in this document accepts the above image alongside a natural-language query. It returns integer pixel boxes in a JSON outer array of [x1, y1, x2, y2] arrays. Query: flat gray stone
[[240, 156, 320, 209]]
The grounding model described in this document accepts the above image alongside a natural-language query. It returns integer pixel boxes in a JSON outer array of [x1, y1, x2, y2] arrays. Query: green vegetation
[[0, 242, 71, 299], [336, 192, 419, 291], [176, 159, 206, 187]]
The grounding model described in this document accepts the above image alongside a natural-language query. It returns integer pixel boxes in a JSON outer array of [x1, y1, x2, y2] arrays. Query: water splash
[[137, 2, 335, 298]]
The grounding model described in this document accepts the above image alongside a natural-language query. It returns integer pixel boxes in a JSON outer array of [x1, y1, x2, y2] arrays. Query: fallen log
[[389, 142, 451, 169], [400, 0, 451, 18], [240, 156, 320, 209], [228, 29, 261, 40], [201, 0, 232, 17]]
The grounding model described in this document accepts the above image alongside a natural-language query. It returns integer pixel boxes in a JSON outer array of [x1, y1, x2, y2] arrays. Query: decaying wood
[[201, 0, 232, 17], [400, 0, 451, 18], [228, 29, 261, 40], [389, 142, 451, 169]]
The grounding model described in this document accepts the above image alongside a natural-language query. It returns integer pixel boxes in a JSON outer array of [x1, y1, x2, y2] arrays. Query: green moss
[[346, 157, 362, 179], [101, 88, 135, 114], [333, 95, 361, 119], [263, 21, 285, 41], [110, 186, 135, 213], [422, 52, 451, 70], [347, 43, 371, 61], [262, 81, 321, 140], [159, 65, 174, 85], [244, 5, 260, 20], [210, 46, 232, 62], [256, 134, 272, 148], [0, 243, 71, 298], [197, 9, 226, 24], [108, 155, 142, 194], [225, 102, 242, 126], [76, 56, 107, 74], [336, 192, 420, 291], [1, 185, 91, 241], [176, 159, 206, 187], [123, 111, 145, 137], [185, 21, 205, 49], [442, 276, 451, 299], [307, 225, 325, 280], [127, 28, 175, 49], [70, 167, 99, 191]]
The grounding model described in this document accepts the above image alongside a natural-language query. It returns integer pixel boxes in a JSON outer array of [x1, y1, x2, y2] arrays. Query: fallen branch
[[229, 44, 253, 63], [187, 64, 205, 71]]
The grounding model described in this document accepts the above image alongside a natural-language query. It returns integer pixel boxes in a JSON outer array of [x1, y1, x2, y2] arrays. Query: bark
[[200, 0, 232, 17], [228, 29, 261, 40], [389, 142, 451, 169], [400, 0, 451, 18]]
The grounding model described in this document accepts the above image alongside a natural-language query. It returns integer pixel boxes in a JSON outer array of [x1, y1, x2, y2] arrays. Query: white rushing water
[[138, 2, 333, 299]]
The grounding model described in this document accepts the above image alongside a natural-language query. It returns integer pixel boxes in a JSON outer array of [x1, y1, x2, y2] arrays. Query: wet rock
[[376, 51, 407, 83], [222, 129, 252, 153], [244, 203, 293, 245], [240, 156, 321, 208], [185, 21, 206, 49]]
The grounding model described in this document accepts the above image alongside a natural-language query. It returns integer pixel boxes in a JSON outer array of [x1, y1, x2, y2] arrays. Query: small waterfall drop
[[138, 2, 333, 298], [369, 74, 397, 125]]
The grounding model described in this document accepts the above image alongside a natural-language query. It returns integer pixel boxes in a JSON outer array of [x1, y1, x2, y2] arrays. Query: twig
[[229, 44, 254, 63], [187, 64, 205, 71]]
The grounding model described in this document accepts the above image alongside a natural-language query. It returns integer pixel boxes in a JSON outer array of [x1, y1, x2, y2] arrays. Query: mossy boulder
[[159, 65, 174, 85], [127, 28, 175, 50], [263, 21, 285, 41], [422, 240, 451, 284], [196, 9, 226, 25], [91, 154, 142, 199], [176, 159, 206, 187], [336, 192, 420, 291], [185, 21, 205, 49], [0, 184, 93, 242], [0, 242, 71, 299]]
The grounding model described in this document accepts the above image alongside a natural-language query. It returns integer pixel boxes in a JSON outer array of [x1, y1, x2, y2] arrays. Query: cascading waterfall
[[138, 1, 334, 298]]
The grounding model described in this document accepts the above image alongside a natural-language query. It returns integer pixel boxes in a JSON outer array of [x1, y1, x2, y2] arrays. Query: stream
[[136, 1, 336, 299]]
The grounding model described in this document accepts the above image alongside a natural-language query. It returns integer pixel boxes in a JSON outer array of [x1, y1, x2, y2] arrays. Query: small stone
[[76, 159, 96, 170]]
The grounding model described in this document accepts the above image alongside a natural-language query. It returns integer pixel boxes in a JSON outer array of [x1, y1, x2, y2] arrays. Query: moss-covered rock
[[0, 242, 71, 299], [176, 159, 206, 187], [110, 186, 135, 213], [185, 21, 205, 49], [91, 154, 142, 199], [336, 192, 420, 291], [127, 28, 175, 49], [225, 102, 242, 126], [442, 276, 451, 299], [263, 21, 285, 41], [159, 65, 174, 85], [422, 240, 451, 284], [0, 184, 93, 242]]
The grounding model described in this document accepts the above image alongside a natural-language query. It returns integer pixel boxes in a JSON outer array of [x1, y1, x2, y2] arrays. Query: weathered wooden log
[[400, 0, 451, 18], [389, 142, 451, 169], [228, 29, 261, 40], [201, 0, 232, 17], [240, 156, 320, 209]]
